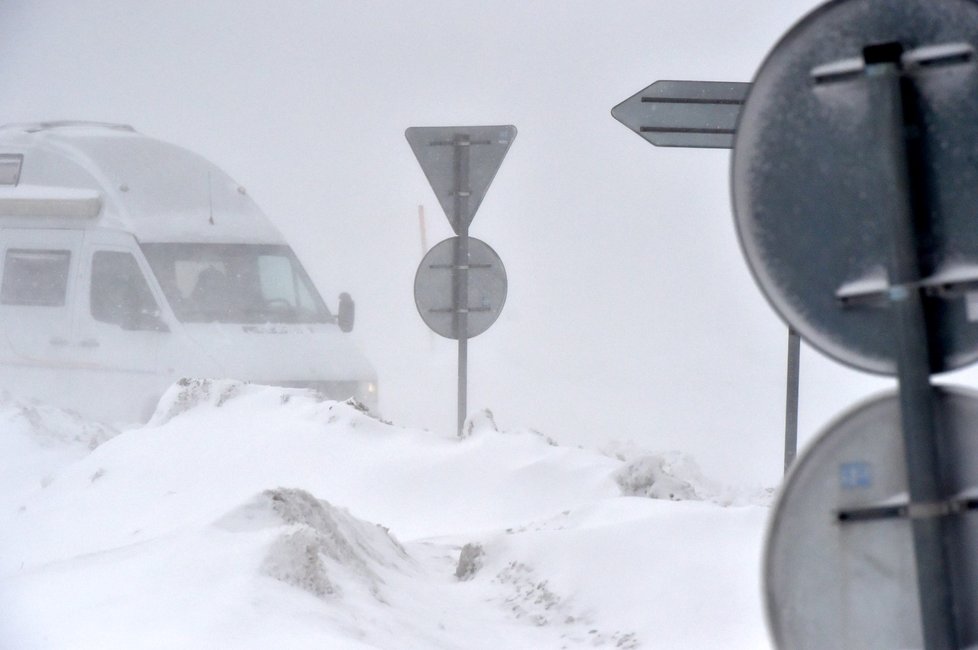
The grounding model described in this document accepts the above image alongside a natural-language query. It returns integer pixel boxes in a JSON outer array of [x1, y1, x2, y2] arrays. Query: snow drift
[[0, 381, 773, 649]]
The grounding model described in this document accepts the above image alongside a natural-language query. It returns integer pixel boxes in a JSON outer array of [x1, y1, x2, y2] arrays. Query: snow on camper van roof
[[0, 122, 285, 244]]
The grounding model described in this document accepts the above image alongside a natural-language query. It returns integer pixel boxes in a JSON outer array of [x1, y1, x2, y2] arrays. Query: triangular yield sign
[[405, 125, 516, 234]]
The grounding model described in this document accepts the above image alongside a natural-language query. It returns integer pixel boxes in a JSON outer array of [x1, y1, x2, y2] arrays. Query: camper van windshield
[[140, 243, 332, 324]]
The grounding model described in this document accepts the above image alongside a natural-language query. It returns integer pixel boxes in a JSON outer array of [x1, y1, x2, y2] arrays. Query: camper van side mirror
[[337, 292, 355, 333]]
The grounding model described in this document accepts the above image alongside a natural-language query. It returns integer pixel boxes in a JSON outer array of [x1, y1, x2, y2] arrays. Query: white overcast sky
[[8, 0, 964, 486]]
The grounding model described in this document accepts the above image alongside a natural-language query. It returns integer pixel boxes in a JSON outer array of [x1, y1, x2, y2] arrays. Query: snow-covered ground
[[0, 381, 774, 649]]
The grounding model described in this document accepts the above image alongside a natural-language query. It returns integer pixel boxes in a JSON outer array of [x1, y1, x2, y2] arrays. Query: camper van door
[[72, 230, 174, 421]]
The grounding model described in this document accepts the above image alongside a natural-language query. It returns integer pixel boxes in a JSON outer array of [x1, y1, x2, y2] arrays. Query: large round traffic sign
[[414, 237, 507, 339], [765, 386, 978, 649], [732, 0, 978, 375]]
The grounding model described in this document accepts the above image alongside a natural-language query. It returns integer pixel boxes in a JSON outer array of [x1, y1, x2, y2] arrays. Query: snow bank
[[217, 488, 410, 601], [0, 381, 773, 649], [0, 392, 118, 513], [603, 440, 775, 506], [454, 498, 769, 649]]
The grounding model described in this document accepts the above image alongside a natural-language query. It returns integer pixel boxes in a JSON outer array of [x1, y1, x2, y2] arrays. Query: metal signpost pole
[[453, 135, 471, 436], [867, 51, 958, 649], [612, 81, 805, 474], [783, 328, 800, 475]]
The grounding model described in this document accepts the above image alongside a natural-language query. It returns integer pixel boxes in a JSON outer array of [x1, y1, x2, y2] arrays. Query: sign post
[[732, 17, 978, 641], [451, 133, 473, 437], [783, 328, 800, 474], [612, 79, 801, 475], [406, 125, 516, 435], [614, 0, 978, 644]]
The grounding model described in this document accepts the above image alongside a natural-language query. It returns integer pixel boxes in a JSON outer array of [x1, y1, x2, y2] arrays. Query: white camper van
[[0, 121, 377, 423]]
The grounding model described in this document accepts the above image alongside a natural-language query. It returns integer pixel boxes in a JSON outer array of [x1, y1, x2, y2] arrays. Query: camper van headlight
[[356, 380, 378, 412]]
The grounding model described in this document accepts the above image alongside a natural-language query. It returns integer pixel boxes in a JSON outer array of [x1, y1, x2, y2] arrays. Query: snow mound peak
[[0, 392, 118, 451], [0, 393, 120, 510], [609, 447, 775, 506], [148, 378, 251, 425], [615, 453, 704, 501], [460, 408, 499, 438], [462, 408, 558, 447], [148, 378, 383, 431], [217, 488, 410, 601]]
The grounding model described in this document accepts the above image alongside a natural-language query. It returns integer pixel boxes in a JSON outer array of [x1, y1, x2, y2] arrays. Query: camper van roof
[[0, 122, 285, 244], [1, 121, 136, 134]]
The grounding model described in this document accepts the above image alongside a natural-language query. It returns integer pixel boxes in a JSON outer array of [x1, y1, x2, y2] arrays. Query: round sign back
[[732, 0, 978, 375], [414, 237, 507, 339], [765, 386, 978, 649]]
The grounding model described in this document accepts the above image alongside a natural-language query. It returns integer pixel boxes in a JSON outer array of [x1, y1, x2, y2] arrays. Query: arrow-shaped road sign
[[612, 80, 750, 149], [405, 125, 517, 234]]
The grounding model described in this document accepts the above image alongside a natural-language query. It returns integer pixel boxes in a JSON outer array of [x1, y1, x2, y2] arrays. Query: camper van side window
[[90, 251, 161, 330], [1, 249, 71, 306]]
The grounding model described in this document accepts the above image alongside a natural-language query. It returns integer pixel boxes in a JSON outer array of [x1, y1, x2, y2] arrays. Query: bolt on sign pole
[[407, 126, 516, 436]]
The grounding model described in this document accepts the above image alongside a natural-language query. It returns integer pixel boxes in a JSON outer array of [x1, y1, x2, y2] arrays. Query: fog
[[4, 0, 952, 487]]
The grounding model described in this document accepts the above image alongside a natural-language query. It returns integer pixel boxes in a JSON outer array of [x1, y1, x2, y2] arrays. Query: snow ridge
[[217, 487, 409, 601], [0, 383, 774, 649]]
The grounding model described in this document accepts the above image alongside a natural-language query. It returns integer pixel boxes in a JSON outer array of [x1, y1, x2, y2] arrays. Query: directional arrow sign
[[405, 125, 516, 234], [612, 80, 750, 149]]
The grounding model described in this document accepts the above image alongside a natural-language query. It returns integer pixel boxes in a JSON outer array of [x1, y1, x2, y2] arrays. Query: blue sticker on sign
[[840, 462, 872, 489]]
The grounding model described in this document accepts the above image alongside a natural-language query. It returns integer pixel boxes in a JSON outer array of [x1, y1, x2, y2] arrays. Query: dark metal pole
[[453, 135, 471, 436], [869, 55, 959, 650], [784, 328, 800, 475]]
